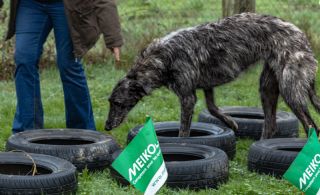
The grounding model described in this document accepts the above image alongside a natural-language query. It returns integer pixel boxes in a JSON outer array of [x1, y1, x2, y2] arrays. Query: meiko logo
[[299, 154, 320, 189], [129, 142, 160, 181]]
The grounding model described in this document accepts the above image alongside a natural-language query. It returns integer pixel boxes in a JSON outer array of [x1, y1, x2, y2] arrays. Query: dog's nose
[[104, 122, 113, 131]]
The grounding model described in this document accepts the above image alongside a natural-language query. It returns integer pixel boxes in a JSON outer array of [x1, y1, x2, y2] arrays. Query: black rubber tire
[[247, 138, 306, 177], [127, 122, 236, 159], [198, 106, 299, 140], [163, 143, 229, 189], [0, 152, 77, 195], [6, 129, 120, 171], [110, 144, 229, 190]]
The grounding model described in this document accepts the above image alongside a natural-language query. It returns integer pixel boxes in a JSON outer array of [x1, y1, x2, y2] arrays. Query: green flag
[[284, 128, 320, 194], [111, 117, 168, 195]]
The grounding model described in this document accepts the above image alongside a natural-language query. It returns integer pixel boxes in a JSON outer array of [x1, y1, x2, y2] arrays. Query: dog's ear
[[125, 74, 153, 96], [130, 80, 152, 96]]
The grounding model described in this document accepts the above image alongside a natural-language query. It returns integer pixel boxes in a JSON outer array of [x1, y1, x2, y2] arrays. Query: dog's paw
[[104, 122, 113, 131], [178, 130, 190, 137], [260, 129, 278, 140], [228, 119, 238, 131]]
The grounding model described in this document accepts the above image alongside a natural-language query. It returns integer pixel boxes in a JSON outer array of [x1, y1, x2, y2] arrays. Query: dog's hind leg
[[178, 91, 197, 137], [308, 81, 320, 135], [309, 81, 320, 114], [204, 88, 238, 130], [279, 64, 318, 136], [259, 64, 279, 139]]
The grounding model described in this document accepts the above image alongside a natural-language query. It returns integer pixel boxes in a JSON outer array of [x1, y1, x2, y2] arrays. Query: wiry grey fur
[[105, 12, 320, 139]]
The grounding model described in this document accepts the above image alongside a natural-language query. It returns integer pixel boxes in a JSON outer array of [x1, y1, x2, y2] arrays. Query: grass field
[[0, 0, 320, 194]]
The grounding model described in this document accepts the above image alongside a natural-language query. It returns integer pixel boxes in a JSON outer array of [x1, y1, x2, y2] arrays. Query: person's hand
[[112, 47, 121, 62]]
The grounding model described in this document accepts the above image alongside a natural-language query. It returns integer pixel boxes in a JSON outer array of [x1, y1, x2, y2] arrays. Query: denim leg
[[13, 0, 52, 133], [48, 3, 96, 130]]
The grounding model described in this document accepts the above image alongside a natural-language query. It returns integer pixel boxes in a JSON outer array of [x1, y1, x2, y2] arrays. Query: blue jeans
[[13, 0, 96, 133]]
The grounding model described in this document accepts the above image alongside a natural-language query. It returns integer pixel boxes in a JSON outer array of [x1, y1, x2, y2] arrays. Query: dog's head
[[105, 75, 151, 131]]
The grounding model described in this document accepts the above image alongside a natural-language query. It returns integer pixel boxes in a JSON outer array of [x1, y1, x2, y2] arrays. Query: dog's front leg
[[178, 92, 197, 137]]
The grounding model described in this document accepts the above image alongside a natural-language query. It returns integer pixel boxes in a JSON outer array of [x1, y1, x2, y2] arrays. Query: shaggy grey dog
[[105, 12, 320, 139]]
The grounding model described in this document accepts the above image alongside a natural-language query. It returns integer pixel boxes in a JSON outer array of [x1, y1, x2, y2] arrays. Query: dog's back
[[138, 12, 315, 89]]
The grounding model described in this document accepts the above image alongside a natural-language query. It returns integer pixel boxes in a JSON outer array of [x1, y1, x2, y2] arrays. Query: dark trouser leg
[[13, 0, 52, 133], [49, 2, 95, 130]]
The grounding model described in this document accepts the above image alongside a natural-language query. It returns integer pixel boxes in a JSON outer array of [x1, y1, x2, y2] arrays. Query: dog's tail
[[309, 82, 320, 114]]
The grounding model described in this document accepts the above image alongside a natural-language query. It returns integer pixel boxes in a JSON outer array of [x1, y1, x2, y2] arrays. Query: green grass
[[2, 61, 320, 194], [1, 0, 320, 194]]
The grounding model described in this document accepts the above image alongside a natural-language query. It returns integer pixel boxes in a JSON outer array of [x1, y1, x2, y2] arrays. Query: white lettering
[[315, 154, 320, 163], [306, 167, 313, 177], [142, 150, 151, 161], [147, 144, 156, 154], [136, 157, 144, 169], [128, 142, 160, 182], [129, 163, 141, 181], [310, 159, 318, 172], [299, 172, 309, 190], [299, 154, 320, 189]]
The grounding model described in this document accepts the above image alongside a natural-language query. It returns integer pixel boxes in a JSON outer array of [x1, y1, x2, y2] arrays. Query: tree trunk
[[222, 0, 256, 18]]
